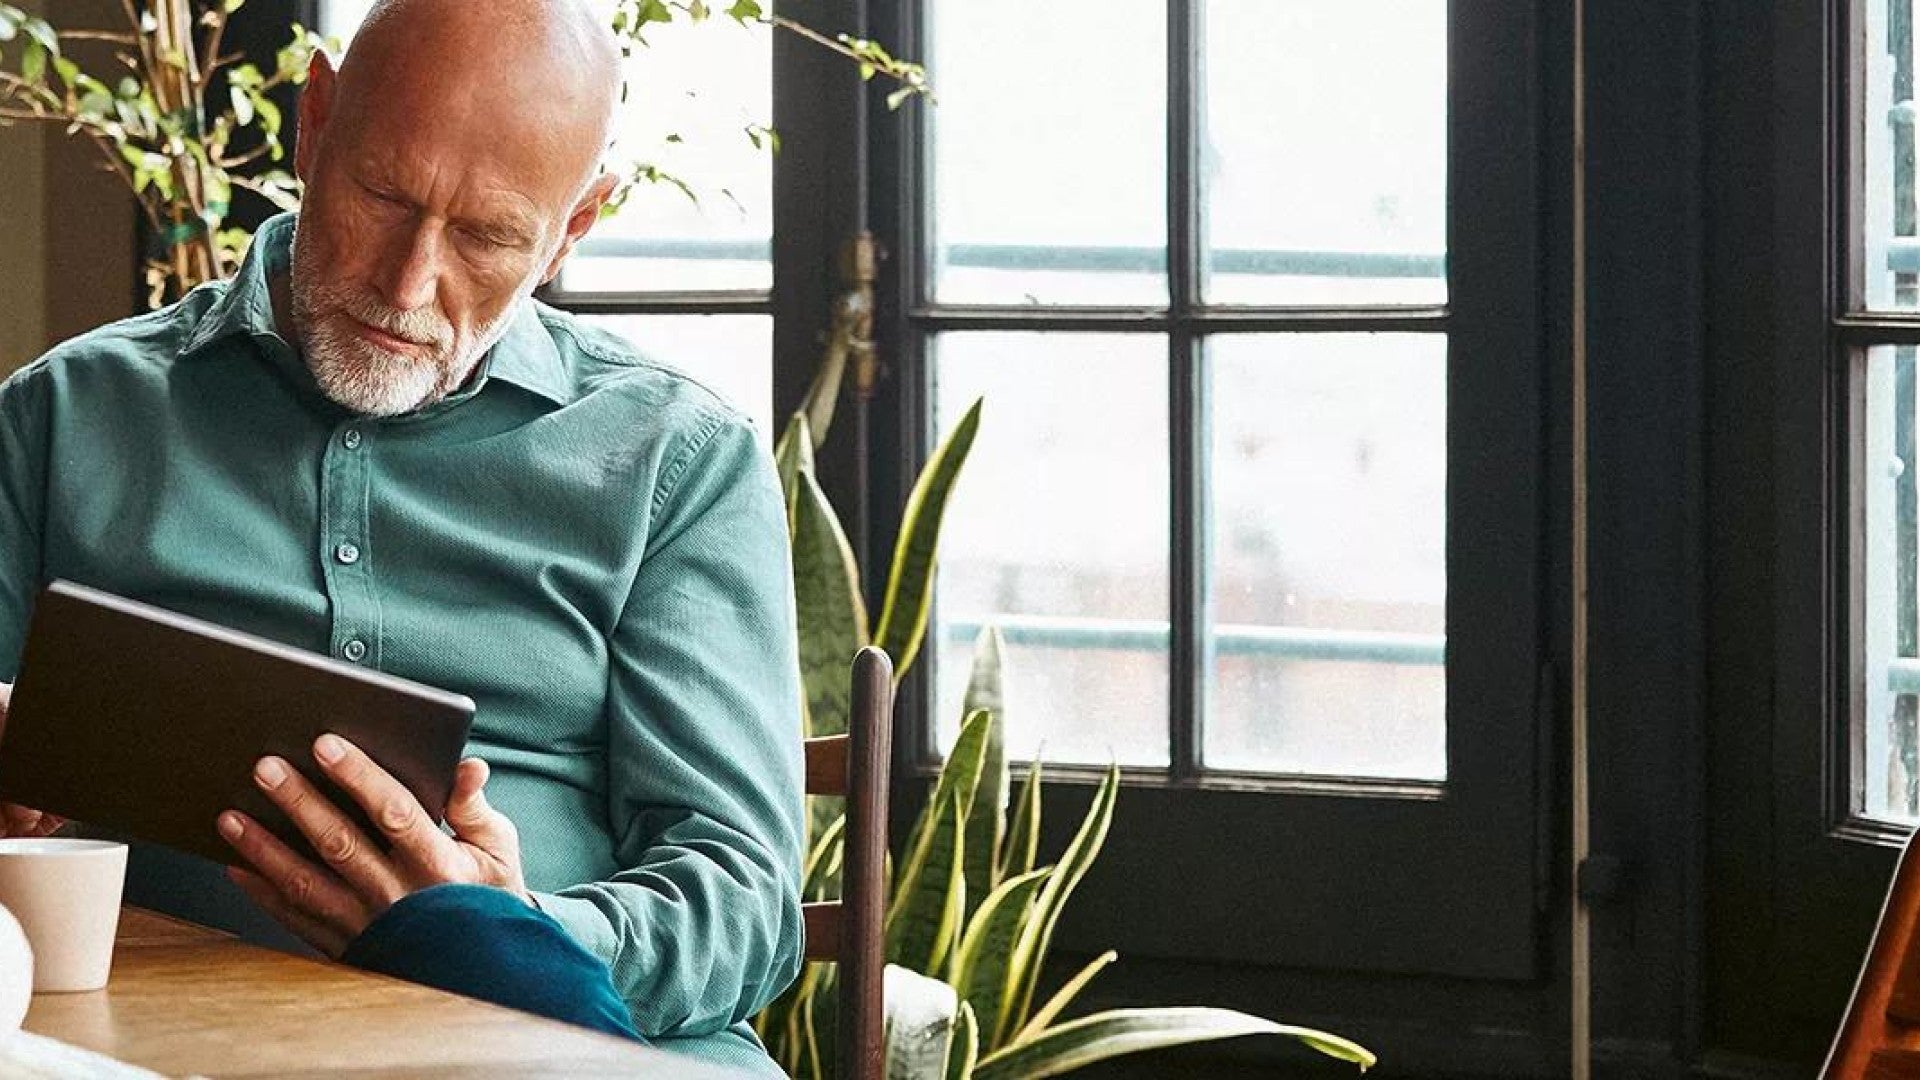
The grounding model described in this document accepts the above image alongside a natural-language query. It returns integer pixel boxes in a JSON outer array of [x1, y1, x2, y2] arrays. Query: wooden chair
[[802, 646, 894, 1080], [1826, 834, 1920, 1078]]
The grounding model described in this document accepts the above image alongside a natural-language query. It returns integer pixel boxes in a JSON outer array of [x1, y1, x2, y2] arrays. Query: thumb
[[445, 758, 515, 850]]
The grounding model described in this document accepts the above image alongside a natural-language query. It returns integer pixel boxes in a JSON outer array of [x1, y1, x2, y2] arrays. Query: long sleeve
[[531, 411, 807, 1039], [0, 365, 48, 681]]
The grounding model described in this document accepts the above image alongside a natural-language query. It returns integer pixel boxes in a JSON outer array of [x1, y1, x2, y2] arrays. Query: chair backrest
[[802, 646, 894, 1080], [1826, 833, 1920, 1078]]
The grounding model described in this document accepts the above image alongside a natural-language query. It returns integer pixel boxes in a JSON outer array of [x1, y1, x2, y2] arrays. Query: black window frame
[[867, 0, 1551, 977]]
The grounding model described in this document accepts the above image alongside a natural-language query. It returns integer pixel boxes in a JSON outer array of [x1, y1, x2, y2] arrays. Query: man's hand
[[219, 733, 528, 956], [0, 682, 64, 839]]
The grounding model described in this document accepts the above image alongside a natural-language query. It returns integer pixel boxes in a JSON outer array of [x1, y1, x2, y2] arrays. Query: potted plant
[[761, 349, 1376, 1078]]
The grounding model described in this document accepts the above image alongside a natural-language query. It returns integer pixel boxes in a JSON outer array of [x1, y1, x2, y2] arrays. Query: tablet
[[0, 580, 476, 868]]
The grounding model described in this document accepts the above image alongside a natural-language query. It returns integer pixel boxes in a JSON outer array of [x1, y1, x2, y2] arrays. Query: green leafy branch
[[0, 0, 328, 306], [600, 0, 931, 215]]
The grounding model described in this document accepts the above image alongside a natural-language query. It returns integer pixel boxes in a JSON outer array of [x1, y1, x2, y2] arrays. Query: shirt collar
[[481, 302, 574, 408], [179, 211, 296, 360], [178, 212, 574, 410]]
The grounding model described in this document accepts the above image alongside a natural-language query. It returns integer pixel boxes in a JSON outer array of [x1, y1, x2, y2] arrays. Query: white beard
[[303, 315, 449, 417], [288, 228, 518, 417]]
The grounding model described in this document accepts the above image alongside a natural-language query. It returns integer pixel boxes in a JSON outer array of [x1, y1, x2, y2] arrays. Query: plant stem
[[198, 9, 228, 96], [767, 15, 925, 90], [120, 0, 161, 105], [55, 29, 140, 45]]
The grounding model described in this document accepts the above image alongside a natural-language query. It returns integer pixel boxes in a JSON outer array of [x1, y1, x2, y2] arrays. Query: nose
[[376, 221, 444, 314]]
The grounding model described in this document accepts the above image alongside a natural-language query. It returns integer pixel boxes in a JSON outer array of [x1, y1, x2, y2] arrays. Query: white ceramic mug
[[0, 839, 127, 993]]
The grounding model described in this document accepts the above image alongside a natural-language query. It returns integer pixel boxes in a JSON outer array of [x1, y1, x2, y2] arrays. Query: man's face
[[287, 50, 607, 416]]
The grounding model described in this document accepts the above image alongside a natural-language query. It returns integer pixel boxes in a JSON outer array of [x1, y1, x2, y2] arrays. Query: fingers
[[249, 752, 408, 905], [309, 734, 457, 876], [227, 865, 351, 957], [1, 804, 63, 840], [218, 801, 378, 939]]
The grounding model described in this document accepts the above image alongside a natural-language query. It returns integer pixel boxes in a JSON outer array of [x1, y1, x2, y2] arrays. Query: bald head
[[282, 0, 626, 416], [330, 0, 622, 194]]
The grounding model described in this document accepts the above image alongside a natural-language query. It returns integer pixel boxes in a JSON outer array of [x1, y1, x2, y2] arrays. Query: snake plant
[[755, 353, 1375, 1078]]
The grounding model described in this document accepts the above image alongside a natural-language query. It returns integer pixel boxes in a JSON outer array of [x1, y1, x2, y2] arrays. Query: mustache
[[315, 284, 453, 349]]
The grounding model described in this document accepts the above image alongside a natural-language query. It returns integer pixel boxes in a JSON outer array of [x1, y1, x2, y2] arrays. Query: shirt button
[[341, 428, 363, 450], [342, 639, 368, 663], [334, 542, 361, 566]]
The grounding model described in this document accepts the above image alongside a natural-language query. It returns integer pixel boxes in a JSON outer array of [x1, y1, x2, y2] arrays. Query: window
[[923, 1, 1449, 782], [880, 1, 1545, 974], [1853, 0, 1920, 825], [317, 2, 775, 433]]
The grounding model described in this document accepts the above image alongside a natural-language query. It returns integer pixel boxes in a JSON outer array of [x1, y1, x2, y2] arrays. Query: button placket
[[320, 421, 380, 666]]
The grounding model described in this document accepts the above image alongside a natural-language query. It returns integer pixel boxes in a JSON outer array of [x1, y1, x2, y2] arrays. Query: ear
[[538, 172, 620, 287], [294, 50, 340, 184]]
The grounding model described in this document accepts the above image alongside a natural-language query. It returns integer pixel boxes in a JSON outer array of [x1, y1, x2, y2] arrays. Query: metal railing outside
[[940, 614, 1444, 666], [568, 238, 1447, 281]]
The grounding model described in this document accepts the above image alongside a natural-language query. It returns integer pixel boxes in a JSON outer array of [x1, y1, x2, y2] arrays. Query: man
[[0, 0, 804, 1074]]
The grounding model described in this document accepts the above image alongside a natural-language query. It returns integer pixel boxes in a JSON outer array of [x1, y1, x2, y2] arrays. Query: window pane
[[932, 334, 1170, 766], [1207, 334, 1446, 779], [320, 0, 375, 44], [573, 314, 772, 438], [1202, 2, 1446, 307], [928, 1, 1166, 306], [1864, 346, 1920, 822], [1862, 0, 1919, 310], [559, 18, 772, 294]]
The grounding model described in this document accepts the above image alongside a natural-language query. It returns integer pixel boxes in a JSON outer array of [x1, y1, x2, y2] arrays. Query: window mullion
[[1168, 0, 1205, 780]]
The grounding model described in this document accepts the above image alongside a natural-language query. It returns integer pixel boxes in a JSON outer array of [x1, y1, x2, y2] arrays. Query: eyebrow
[[350, 164, 538, 248], [459, 215, 538, 248]]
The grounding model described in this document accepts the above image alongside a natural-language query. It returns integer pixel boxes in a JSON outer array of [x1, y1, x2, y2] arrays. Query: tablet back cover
[[0, 581, 476, 867]]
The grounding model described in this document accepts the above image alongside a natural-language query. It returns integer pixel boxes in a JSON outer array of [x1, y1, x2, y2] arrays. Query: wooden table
[[17, 907, 734, 1078]]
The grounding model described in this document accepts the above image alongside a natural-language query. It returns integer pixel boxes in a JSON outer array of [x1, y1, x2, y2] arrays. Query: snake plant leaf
[[774, 411, 815, 520], [1012, 949, 1116, 1045], [886, 787, 968, 974], [884, 965, 961, 1080], [799, 317, 853, 450], [973, 1007, 1377, 1080], [872, 397, 983, 677], [801, 813, 847, 901], [791, 465, 869, 739], [997, 758, 1043, 893], [801, 965, 834, 1080], [900, 708, 994, 875], [961, 627, 1009, 909], [947, 867, 1051, 1040], [945, 1001, 980, 1080], [998, 765, 1120, 1046]]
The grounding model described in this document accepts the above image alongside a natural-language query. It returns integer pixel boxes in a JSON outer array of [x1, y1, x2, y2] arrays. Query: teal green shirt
[[0, 214, 805, 1070]]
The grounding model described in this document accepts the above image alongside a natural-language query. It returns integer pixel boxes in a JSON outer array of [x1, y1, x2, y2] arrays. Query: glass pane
[[1202, 2, 1447, 306], [574, 315, 772, 439], [932, 334, 1170, 766], [1864, 346, 1920, 822], [324, 2, 773, 294], [1207, 334, 1446, 779], [320, 0, 375, 44], [928, 1, 1166, 306], [561, 18, 772, 293], [1862, 0, 1919, 311]]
